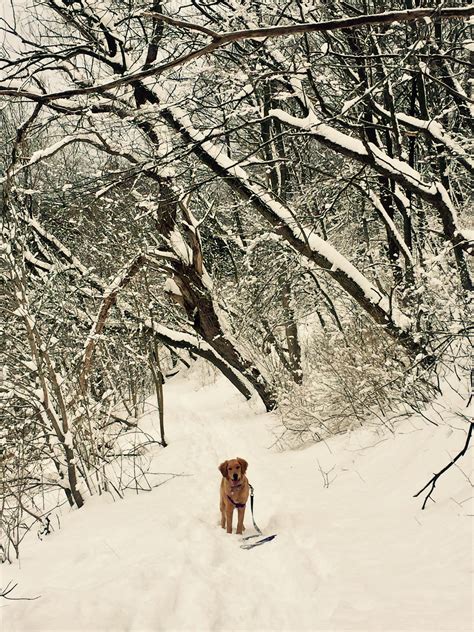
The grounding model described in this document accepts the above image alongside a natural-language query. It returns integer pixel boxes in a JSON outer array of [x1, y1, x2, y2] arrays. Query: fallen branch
[[414, 422, 474, 509], [0, 581, 40, 601]]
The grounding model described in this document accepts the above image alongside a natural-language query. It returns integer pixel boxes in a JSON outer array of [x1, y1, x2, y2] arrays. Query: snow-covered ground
[[2, 365, 473, 632]]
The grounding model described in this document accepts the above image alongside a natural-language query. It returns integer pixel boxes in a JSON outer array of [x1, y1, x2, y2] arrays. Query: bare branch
[[144, 6, 474, 42], [0, 582, 40, 601], [1, 7, 472, 103], [414, 423, 474, 509]]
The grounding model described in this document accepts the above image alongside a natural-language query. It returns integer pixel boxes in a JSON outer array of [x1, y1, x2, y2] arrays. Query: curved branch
[[155, 93, 424, 355], [26, 216, 259, 404], [373, 104, 473, 175], [1, 7, 472, 104], [414, 422, 474, 510], [269, 107, 473, 287], [144, 6, 474, 41], [78, 254, 147, 395], [2, 133, 97, 184]]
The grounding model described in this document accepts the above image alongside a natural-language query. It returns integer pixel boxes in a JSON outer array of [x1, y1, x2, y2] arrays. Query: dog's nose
[[233, 474, 238, 480]]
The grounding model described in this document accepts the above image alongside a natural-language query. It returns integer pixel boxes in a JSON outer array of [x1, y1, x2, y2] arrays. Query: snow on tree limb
[[1, 134, 96, 184], [363, 188, 414, 266], [373, 105, 473, 175], [26, 216, 259, 403], [268, 107, 473, 263], [156, 93, 423, 350], [78, 254, 147, 395]]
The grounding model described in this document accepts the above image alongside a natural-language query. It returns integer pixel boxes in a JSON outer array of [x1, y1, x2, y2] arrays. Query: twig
[[0, 581, 40, 601], [414, 423, 474, 509], [316, 460, 337, 488]]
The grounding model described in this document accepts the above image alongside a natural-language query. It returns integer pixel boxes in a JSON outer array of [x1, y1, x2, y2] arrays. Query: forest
[[1, 0, 473, 566]]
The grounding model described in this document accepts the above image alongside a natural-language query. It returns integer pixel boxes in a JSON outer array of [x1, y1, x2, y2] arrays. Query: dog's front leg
[[220, 500, 226, 530], [226, 506, 234, 534], [236, 507, 245, 535]]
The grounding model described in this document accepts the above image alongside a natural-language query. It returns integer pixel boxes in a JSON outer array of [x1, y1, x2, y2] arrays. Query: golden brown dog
[[219, 458, 249, 534]]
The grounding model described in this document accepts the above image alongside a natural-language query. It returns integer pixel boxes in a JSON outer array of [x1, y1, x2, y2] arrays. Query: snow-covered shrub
[[276, 295, 469, 448], [270, 178, 472, 444]]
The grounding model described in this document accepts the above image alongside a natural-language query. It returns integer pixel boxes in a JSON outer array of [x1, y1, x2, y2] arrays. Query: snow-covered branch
[[26, 216, 261, 404], [362, 187, 414, 266], [373, 105, 473, 175], [78, 254, 147, 395], [2, 134, 96, 184], [268, 108, 473, 265], [157, 93, 422, 353], [144, 6, 474, 42]]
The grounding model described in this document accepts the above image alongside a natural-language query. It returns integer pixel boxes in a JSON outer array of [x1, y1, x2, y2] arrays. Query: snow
[[341, 96, 361, 115], [394, 113, 473, 169], [367, 143, 437, 196], [366, 189, 414, 265], [234, 83, 254, 100], [63, 431, 73, 448], [168, 228, 193, 265], [22, 360, 38, 372], [164, 276, 182, 296], [13, 306, 27, 318], [460, 228, 474, 243], [3, 365, 473, 632], [269, 107, 367, 157], [268, 103, 464, 222]]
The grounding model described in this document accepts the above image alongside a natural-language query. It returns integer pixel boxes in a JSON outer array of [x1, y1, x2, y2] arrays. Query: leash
[[240, 484, 277, 550], [245, 484, 262, 537]]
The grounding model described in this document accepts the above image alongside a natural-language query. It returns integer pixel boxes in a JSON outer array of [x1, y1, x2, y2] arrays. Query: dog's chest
[[228, 487, 240, 499], [227, 478, 248, 504]]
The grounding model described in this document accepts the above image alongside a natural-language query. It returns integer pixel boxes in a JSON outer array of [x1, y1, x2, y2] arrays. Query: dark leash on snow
[[240, 484, 277, 550]]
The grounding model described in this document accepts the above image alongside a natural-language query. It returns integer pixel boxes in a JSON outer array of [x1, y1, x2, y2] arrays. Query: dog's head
[[219, 458, 248, 483]]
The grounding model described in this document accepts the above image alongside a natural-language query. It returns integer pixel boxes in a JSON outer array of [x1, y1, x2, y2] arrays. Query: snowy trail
[[2, 367, 473, 632]]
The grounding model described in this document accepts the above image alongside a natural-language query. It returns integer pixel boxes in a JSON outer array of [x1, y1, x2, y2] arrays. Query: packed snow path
[[3, 367, 473, 631]]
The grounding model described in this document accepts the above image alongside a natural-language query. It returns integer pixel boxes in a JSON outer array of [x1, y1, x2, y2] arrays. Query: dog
[[219, 458, 249, 534]]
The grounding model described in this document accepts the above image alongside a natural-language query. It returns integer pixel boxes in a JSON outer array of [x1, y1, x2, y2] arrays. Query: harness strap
[[227, 484, 263, 536], [226, 494, 246, 509]]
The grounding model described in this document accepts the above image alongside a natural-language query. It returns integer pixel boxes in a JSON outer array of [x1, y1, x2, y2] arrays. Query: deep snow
[[2, 364, 473, 632]]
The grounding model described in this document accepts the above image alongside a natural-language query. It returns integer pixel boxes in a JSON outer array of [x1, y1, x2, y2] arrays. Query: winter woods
[[1, 1, 472, 556]]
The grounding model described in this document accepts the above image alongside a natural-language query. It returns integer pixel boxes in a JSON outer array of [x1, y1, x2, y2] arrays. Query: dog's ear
[[237, 458, 248, 475], [218, 461, 228, 478]]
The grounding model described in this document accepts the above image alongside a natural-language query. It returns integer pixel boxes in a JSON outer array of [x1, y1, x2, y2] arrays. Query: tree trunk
[[281, 282, 303, 384], [171, 262, 277, 410]]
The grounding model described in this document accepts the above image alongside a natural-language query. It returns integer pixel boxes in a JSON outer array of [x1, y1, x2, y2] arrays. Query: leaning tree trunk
[[281, 282, 303, 385], [155, 182, 277, 411], [170, 260, 277, 410]]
